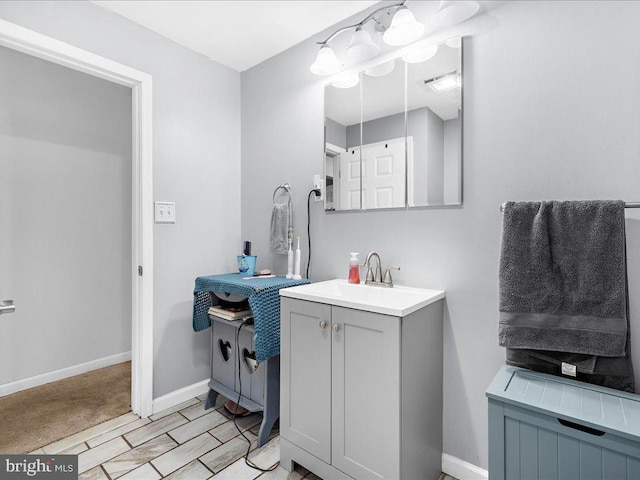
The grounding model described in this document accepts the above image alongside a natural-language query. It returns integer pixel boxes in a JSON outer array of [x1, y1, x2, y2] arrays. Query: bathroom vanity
[[279, 280, 445, 480]]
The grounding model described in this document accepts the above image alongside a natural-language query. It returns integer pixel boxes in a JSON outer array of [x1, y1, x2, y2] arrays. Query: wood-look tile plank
[[209, 415, 262, 443], [87, 418, 151, 448], [211, 458, 261, 480], [103, 433, 177, 479], [196, 393, 209, 402], [78, 437, 130, 474], [249, 422, 278, 443], [179, 401, 210, 421], [248, 436, 279, 469], [42, 412, 139, 454], [118, 463, 161, 480], [78, 466, 109, 480], [163, 459, 213, 480], [149, 398, 199, 421], [60, 442, 88, 455], [257, 466, 305, 480], [168, 410, 228, 444], [124, 412, 187, 447], [199, 433, 257, 474], [151, 432, 220, 477]]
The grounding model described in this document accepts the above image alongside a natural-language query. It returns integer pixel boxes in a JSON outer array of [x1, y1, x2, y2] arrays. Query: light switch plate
[[154, 201, 175, 224]]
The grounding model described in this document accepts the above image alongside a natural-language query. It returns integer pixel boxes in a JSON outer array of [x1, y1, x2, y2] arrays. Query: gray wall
[[325, 117, 347, 150], [0, 46, 131, 383], [0, 1, 241, 397], [241, 0, 640, 470], [443, 116, 461, 205]]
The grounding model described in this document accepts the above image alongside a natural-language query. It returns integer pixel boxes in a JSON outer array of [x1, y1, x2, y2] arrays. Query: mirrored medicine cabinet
[[324, 37, 462, 212]]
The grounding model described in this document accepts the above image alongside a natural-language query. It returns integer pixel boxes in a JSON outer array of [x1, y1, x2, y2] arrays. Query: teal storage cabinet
[[486, 366, 640, 480]]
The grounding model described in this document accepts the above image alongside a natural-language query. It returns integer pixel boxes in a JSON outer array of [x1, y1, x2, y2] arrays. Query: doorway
[[0, 18, 153, 421]]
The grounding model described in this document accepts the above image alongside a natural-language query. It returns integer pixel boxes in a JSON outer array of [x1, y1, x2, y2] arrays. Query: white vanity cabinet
[[280, 283, 444, 480]]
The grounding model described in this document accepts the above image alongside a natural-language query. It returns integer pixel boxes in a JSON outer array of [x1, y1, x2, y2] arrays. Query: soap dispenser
[[348, 252, 360, 284]]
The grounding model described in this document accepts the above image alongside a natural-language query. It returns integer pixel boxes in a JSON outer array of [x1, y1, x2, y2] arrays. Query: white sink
[[279, 279, 444, 317]]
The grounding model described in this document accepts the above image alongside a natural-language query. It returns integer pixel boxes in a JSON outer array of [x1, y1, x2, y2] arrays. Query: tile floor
[[29, 394, 307, 480], [28, 393, 458, 480]]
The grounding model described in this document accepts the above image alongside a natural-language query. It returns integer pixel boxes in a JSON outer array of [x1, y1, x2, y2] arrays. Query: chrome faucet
[[363, 252, 400, 288], [364, 251, 383, 284]]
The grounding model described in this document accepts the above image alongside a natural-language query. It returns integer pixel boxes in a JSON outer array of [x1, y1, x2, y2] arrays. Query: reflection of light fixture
[[432, 1, 480, 27], [445, 36, 462, 49], [332, 72, 360, 89], [310, 1, 424, 76], [403, 44, 438, 64], [425, 72, 460, 92], [310, 44, 342, 76], [383, 6, 425, 46], [365, 60, 395, 77], [346, 26, 380, 62]]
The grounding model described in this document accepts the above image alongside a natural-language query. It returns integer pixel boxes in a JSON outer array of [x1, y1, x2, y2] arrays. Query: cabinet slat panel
[[627, 457, 640, 480], [602, 449, 626, 480], [505, 417, 521, 480], [557, 434, 580, 480], [538, 427, 558, 480], [579, 442, 602, 480], [519, 422, 539, 479]]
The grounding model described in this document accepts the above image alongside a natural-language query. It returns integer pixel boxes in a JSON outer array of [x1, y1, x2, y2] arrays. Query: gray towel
[[499, 200, 627, 357], [270, 202, 291, 254]]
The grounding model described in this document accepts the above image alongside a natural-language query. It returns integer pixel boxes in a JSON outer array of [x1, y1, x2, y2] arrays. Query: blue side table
[[193, 274, 310, 447]]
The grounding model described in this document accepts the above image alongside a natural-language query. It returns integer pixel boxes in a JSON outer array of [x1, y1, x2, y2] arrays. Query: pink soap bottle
[[348, 252, 360, 284]]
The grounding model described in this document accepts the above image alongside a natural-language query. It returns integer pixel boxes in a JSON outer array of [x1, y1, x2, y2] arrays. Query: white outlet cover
[[155, 201, 176, 224]]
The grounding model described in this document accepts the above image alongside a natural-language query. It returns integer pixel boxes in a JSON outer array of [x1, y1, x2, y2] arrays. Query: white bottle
[[293, 236, 302, 279], [286, 239, 294, 279]]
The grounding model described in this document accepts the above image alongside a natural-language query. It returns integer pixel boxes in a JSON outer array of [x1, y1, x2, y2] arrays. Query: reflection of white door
[[361, 137, 405, 209], [339, 147, 362, 211]]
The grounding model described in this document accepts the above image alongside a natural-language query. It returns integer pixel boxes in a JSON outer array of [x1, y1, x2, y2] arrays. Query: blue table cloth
[[193, 273, 310, 362]]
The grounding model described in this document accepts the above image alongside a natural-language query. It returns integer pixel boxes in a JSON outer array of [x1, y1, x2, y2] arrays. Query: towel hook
[[273, 183, 291, 204]]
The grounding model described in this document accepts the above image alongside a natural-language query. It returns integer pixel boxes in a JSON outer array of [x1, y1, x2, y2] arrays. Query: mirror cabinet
[[324, 37, 462, 211]]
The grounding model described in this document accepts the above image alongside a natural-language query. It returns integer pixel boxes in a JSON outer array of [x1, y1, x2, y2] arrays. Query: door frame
[[0, 19, 154, 417]]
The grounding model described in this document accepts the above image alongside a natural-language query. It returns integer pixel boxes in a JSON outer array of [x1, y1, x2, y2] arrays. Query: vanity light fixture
[[332, 71, 360, 89], [403, 44, 438, 64], [432, 0, 480, 27], [310, 44, 342, 76], [425, 72, 460, 92], [310, 1, 423, 76], [382, 6, 425, 46], [345, 26, 380, 62], [365, 59, 396, 77]]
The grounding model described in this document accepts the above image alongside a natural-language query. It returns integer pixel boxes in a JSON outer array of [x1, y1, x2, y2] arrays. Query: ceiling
[[91, 1, 380, 72]]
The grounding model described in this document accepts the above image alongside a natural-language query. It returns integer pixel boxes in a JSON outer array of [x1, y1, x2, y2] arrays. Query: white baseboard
[[0, 351, 132, 398], [442, 453, 488, 480], [152, 379, 210, 415]]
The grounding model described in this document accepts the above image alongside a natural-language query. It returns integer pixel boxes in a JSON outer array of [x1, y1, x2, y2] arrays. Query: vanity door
[[331, 306, 401, 480], [281, 298, 332, 463]]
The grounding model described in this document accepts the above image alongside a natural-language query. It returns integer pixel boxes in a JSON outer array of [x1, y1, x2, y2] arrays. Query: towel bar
[[500, 201, 640, 212], [273, 183, 291, 204]]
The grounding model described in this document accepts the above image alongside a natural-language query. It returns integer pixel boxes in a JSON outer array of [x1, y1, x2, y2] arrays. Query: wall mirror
[[324, 37, 462, 211]]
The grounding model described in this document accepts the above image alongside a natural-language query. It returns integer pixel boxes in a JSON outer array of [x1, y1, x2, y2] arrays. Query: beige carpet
[[0, 361, 131, 454]]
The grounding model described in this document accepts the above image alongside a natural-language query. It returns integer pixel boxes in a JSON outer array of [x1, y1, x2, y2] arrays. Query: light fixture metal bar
[[316, 1, 406, 46], [423, 71, 458, 86]]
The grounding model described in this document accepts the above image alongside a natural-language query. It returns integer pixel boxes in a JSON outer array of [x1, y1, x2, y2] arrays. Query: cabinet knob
[[332, 323, 339, 332], [319, 321, 327, 329]]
